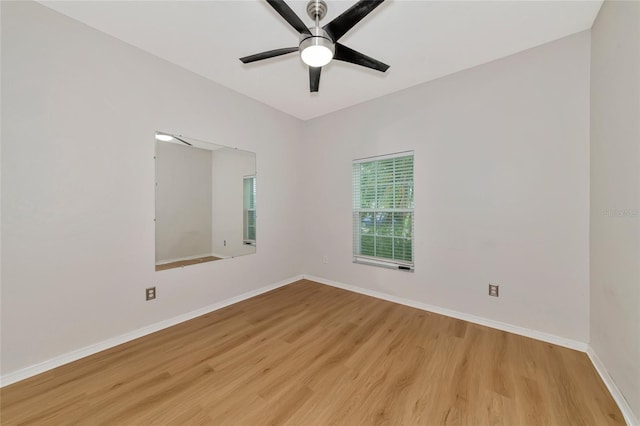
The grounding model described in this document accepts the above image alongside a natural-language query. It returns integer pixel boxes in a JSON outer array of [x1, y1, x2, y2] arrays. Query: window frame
[[352, 151, 414, 271], [243, 175, 256, 246]]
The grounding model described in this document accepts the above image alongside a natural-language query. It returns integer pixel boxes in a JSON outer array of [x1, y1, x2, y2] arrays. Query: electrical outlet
[[489, 284, 499, 297], [146, 287, 156, 301], [322, 255, 329, 264]]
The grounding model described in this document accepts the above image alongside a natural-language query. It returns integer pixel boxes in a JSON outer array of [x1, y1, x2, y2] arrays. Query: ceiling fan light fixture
[[299, 27, 335, 67], [240, 0, 389, 92], [155, 132, 174, 142], [301, 43, 333, 67]]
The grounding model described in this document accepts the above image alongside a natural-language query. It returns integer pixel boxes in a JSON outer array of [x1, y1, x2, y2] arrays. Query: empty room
[[1, 0, 638, 424]]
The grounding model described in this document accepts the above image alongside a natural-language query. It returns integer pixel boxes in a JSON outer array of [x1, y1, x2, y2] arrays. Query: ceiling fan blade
[[334, 43, 389, 72], [266, 0, 312, 35], [323, 0, 385, 42], [240, 47, 299, 64], [310, 67, 321, 92]]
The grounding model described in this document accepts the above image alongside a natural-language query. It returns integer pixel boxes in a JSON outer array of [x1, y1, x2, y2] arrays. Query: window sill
[[353, 256, 414, 272]]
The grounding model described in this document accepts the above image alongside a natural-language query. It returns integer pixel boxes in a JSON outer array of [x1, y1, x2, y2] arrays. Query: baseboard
[[303, 274, 588, 352], [0, 275, 304, 388], [587, 346, 639, 426]]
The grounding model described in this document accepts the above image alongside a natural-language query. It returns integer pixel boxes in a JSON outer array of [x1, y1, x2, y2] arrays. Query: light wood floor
[[156, 256, 222, 271], [1, 280, 624, 425]]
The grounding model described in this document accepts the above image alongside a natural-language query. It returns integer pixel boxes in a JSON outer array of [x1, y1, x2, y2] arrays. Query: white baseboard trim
[[587, 346, 639, 426], [303, 274, 588, 352], [0, 275, 303, 388]]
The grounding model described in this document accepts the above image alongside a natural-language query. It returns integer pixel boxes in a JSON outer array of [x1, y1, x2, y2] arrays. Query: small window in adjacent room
[[243, 175, 256, 245], [352, 152, 414, 271]]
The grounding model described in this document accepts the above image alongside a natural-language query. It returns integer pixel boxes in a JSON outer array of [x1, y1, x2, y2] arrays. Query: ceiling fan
[[240, 0, 389, 92]]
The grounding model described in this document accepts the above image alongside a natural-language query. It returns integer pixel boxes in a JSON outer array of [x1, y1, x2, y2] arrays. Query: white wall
[[211, 148, 256, 257], [0, 1, 304, 375], [590, 0, 640, 420], [302, 31, 591, 343], [155, 141, 212, 263]]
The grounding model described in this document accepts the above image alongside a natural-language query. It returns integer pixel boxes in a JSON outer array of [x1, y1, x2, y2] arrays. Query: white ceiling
[[39, 0, 602, 120]]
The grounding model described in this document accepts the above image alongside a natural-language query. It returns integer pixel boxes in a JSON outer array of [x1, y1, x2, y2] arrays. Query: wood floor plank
[[156, 256, 222, 271], [0, 280, 625, 425]]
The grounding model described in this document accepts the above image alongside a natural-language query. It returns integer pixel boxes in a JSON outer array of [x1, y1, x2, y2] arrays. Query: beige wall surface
[[1, 0, 304, 375], [302, 32, 591, 343], [155, 142, 213, 263], [590, 0, 640, 420], [211, 148, 256, 257]]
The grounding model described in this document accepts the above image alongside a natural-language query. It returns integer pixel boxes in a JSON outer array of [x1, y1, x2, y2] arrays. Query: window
[[243, 175, 256, 245], [352, 152, 414, 270]]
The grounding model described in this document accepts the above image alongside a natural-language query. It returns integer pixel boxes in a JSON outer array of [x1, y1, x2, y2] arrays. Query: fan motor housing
[[299, 27, 333, 45]]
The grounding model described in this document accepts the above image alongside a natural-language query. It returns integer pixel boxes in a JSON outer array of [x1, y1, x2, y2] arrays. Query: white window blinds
[[243, 176, 256, 244], [352, 152, 414, 271]]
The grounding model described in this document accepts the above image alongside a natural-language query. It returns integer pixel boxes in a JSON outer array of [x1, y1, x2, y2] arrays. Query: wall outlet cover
[[146, 287, 156, 301], [489, 284, 499, 297]]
